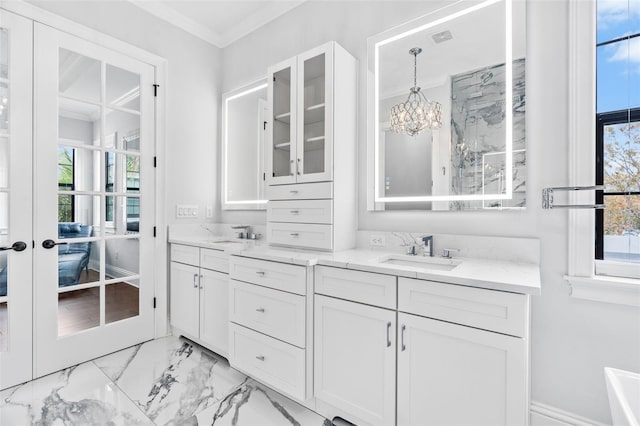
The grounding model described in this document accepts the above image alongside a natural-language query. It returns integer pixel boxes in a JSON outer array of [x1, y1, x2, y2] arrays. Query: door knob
[[0, 241, 27, 252], [42, 239, 68, 249]]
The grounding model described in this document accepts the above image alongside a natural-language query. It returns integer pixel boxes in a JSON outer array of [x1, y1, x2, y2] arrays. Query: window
[[595, 0, 640, 265], [126, 154, 140, 233], [57, 147, 74, 222]]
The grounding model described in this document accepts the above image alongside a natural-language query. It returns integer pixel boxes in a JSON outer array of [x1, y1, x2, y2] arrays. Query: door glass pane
[[105, 196, 140, 235], [57, 194, 100, 238], [106, 64, 140, 111], [0, 29, 7, 80], [59, 48, 101, 103], [106, 236, 139, 277], [57, 146, 100, 193], [106, 109, 140, 152], [0, 137, 7, 188], [303, 54, 326, 175], [105, 279, 139, 324], [59, 98, 101, 147], [273, 67, 292, 178], [58, 286, 100, 336], [0, 82, 8, 133], [0, 195, 7, 352]]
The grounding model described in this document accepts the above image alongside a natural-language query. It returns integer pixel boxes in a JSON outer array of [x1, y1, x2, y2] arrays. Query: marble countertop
[[169, 236, 541, 296]]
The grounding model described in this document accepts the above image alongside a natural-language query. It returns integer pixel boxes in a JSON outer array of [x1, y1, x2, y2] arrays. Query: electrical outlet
[[176, 204, 199, 218], [369, 234, 386, 247], [206, 205, 213, 218]]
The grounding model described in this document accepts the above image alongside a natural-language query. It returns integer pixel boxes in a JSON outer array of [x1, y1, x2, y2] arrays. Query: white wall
[[29, 0, 222, 229], [220, 1, 640, 423]]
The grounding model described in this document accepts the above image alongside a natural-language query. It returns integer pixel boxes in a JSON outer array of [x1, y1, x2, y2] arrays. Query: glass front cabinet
[[267, 43, 334, 185]]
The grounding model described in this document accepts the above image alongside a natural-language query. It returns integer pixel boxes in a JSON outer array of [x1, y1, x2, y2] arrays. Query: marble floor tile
[[196, 379, 331, 426], [0, 362, 152, 426], [93, 335, 248, 426]]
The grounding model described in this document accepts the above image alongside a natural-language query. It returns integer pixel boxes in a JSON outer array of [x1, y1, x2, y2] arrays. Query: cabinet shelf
[[275, 112, 291, 124], [274, 142, 291, 150], [304, 103, 325, 124]]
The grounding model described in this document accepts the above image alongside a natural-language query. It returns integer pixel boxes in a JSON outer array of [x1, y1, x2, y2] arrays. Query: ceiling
[[129, 0, 306, 48]]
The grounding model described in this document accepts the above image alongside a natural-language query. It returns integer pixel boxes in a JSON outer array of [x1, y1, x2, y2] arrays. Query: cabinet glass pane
[[59, 48, 101, 104], [105, 279, 139, 324], [106, 64, 140, 111], [273, 67, 292, 178], [303, 54, 326, 175]]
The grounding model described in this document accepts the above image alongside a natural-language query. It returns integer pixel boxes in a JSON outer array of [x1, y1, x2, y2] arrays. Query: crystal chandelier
[[390, 47, 443, 136]]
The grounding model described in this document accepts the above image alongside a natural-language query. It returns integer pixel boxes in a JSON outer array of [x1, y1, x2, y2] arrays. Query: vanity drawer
[[229, 256, 307, 295], [267, 200, 333, 224], [230, 280, 306, 347], [267, 182, 332, 200], [171, 244, 199, 266], [267, 222, 333, 250], [398, 277, 528, 337], [200, 248, 229, 273], [315, 266, 397, 309], [229, 323, 306, 401]]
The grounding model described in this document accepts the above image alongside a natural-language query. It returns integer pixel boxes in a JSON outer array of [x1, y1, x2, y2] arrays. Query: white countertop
[[169, 236, 541, 296]]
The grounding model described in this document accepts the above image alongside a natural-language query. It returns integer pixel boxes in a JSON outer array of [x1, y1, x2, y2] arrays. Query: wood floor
[[0, 269, 140, 348]]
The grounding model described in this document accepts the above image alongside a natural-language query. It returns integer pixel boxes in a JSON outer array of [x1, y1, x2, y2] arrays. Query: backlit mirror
[[222, 79, 268, 210], [368, 0, 526, 211]]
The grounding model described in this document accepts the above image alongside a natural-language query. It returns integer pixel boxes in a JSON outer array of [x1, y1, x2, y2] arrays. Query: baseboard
[[88, 260, 137, 284], [530, 401, 608, 426]]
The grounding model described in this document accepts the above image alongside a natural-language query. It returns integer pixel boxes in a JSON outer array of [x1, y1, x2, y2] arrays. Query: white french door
[[33, 23, 156, 377], [0, 10, 34, 390]]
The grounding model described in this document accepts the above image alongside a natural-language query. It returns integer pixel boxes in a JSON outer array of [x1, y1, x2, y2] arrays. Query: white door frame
[[0, 0, 169, 339]]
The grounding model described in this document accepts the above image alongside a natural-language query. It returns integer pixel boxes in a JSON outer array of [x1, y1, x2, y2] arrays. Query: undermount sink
[[376, 254, 462, 271], [206, 239, 243, 244]]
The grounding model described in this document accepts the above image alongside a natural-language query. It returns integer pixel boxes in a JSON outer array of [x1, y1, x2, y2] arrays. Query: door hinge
[[153, 226, 157, 237], [154, 156, 157, 168], [263, 173, 266, 181], [263, 121, 267, 130], [272, 172, 275, 177], [153, 84, 159, 97], [153, 297, 157, 309], [273, 76, 276, 82], [32, 240, 35, 249]]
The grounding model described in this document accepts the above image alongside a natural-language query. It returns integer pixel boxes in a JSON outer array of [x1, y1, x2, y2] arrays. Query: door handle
[[0, 241, 27, 252], [42, 239, 68, 249], [193, 273, 198, 288], [297, 158, 301, 175], [386, 322, 392, 347], [401, 324, 406, 351]]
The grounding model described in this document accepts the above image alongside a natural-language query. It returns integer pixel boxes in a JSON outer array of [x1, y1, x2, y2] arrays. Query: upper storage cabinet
[[267, 42, 341, 185]]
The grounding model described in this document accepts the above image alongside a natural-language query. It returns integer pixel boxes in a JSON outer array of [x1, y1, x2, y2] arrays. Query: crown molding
[[128, 0, 223, 47], [127, 0, 306, 49]]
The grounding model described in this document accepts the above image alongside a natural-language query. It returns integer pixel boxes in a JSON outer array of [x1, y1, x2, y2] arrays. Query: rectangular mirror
[[222, 79, 269, 210], [368, 0, 526, 211]]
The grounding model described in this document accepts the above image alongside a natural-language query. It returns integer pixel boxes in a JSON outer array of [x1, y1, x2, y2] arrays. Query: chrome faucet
[[421, 235, 434, 257], [231, 225, 260, 240]]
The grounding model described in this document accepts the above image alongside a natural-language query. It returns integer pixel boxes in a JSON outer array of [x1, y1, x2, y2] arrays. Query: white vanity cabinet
[[313, 266, 531, 426], [266, 41, 357, 251], [228, 255, 313, 402], [170, 244, 229, 357]]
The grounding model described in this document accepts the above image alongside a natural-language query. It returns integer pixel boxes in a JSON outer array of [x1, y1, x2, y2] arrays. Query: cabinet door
[[297, 43, 333, 183], [170, 262, 200, 338], [397, 313, 527, 426], [199, 269, 229, 357], [314, 295, 396, 426], [267, 57, 297, 185]]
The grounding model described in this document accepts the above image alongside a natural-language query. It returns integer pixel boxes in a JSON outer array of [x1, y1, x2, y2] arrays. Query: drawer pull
[[386, 322, 392, 347], [255, 271, 265, 276], [199, 274, 203, 289], [290, 233, 299, 237], [290, 210, 300, 215], [193, 273, 198, 288], [401, 324, 406, 351], [256, 355, 265, 361], [255, 307, 265, 313], [289, 190, 299, 194]]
